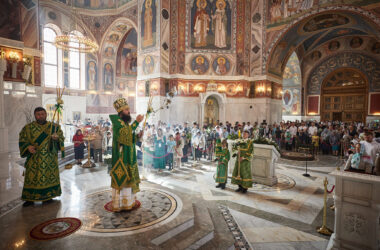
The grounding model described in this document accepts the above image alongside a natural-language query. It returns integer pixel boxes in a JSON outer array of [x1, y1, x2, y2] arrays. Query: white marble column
[[0, 59, 8, 153]]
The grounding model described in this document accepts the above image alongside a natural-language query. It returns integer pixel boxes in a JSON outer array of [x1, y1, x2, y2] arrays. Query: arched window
[[69, 31, 86, 90], [43, 26, 61, 87]]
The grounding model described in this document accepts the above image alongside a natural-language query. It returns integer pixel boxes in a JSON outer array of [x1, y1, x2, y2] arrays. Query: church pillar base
[[0, 127, 8, 154], [0, 59, 8, 154]]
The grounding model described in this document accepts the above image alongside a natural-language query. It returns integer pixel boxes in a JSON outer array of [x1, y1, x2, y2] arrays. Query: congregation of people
[[70, 117, 380, 176]]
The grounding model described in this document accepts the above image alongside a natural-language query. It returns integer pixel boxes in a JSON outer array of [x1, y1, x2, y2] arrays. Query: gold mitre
[[113, 98, 129, 113]]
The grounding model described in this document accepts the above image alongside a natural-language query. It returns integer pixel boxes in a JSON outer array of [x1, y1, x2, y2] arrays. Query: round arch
[[116, 28, 138, 77], [320, 68, 368, 122], [99, 17, 138, 92], [99, 17, 138, 52], [307, 52, 380, 95], [44, 23, 63, 36], [199, 92, 226, 127], [265, 6, 380, 76]]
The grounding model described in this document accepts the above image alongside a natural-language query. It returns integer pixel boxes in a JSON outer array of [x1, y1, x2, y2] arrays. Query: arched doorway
[[204, 96, 219, 126], [320, 68, 368, 122]]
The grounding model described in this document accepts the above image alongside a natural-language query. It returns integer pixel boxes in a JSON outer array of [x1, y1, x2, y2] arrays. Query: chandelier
[[54, 34, 99, 53], [54, 5, 98, 53]]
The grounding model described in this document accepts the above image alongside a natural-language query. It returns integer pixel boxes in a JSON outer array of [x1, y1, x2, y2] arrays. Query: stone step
[[159, 202, 215, 250], [199, 203, 235, 250], [58, 152, 88, 169], [150, 194, 195, 246]]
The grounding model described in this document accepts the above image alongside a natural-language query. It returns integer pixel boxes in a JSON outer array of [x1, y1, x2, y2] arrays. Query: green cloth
[[215, 146, 230, 184], [19, 121, 64, 201], [109, 115, 140, 193], [231, 140, 254, 188], [154, 136, 166, 169]]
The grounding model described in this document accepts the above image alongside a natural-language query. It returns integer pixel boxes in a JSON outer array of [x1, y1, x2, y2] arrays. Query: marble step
[[58, 152, 88, 169], [199, 203, 235, 250], [150, 194, 195, 246], [159, 202, 215, 250]]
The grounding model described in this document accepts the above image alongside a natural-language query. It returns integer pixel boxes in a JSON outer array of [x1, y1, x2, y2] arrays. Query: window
[[43, 27, 61, 87], [68, 31, 85, 90], [324, 68, 366, 89]]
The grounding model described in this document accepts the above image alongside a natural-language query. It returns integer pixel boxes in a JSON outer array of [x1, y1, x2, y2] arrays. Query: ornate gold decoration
[[113, 98, 129, 113]]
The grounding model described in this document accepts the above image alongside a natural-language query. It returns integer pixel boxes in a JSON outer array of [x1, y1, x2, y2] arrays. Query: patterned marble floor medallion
[[226, 173, 296, 192], [80, 189, 177, 233], [29, 217, 82, 240]]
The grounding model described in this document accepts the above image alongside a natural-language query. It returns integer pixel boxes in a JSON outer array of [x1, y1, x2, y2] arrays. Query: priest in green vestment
[[215, 138, 230, 189], [231, 130, 253, 193], [109, 98, 144, 212], [19, 107, 65, 206]]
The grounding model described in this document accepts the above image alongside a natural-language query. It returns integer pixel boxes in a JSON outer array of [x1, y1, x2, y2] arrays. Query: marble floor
[[0, 152, 339, 249]]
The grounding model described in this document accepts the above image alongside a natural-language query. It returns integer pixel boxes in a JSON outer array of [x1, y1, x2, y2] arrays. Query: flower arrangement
[[229, 136, 280, 157], [252, 136, 280, 152], [227, 133, 239, 140], [104, 154, 112, 165], [231, 138, 250, 158]]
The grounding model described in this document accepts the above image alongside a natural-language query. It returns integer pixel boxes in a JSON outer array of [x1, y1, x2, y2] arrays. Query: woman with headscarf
[[154, 128, 167, 172], [73, 129, 85, 165]]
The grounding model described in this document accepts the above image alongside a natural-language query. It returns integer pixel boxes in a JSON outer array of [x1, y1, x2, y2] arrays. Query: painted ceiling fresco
[[266, 0, 380, 30], [52, 0, 134, 10], [267, 10, 380, 76]]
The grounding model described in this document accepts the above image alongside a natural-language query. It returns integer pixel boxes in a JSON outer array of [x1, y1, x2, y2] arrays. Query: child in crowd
[[285, 130, 293, 151], [311, 132, 319, 155], [166, 135, 176, 171]]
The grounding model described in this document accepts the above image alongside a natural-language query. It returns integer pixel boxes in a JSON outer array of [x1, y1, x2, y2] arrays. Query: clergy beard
[[121, 113, 131, 124], [36, 119, 47, 125]]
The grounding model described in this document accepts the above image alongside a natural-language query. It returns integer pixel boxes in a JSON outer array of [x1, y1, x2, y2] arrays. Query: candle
[[238, 130, 241, 138]]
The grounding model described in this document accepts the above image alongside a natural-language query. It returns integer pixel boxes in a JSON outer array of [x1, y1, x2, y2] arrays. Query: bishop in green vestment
[[110, 98, 144, 212], [215, 139, 230, 189], [231, 130, 253, 193], [19, 107, 65, 206]]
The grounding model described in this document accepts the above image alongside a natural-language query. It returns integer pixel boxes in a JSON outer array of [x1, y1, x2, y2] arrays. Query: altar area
[[227, 140, 280, 186]]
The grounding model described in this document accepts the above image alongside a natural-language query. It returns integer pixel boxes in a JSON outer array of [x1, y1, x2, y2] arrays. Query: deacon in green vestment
[[215, 139, 230, 189], [109, 98, 144, 212], [231, 130, 253, 193], [19, 107, 65, 206]]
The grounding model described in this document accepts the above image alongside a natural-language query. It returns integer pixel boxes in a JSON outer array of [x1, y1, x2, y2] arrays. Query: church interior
[[0, 0, 380, 249]]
